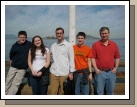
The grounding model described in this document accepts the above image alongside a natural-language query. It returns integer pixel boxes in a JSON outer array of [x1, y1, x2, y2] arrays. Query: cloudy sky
[[4, 1, 126, 39]]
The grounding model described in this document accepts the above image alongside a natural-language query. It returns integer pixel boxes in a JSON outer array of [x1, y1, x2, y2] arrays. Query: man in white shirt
[[49, 27, 75, 95]]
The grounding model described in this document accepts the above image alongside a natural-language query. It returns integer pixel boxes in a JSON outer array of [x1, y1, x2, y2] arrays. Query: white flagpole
[[69, 5, 76, 45]]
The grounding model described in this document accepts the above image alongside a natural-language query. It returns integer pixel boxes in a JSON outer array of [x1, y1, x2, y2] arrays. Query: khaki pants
[[5, 67, 26, 95], [49, 73, 68, 95]]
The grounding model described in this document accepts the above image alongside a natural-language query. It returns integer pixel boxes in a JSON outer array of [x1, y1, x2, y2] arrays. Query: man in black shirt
[[5, 31, 31, 95]]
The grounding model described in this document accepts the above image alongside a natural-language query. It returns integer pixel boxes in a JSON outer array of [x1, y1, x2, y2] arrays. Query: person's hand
[[37, 72, 42, 77], [112, 67, 117, 74], [88, 73, 92, 81], [68, 72, 73, 80], [31, 70, 37, 76], [95, 68, 102, 74]]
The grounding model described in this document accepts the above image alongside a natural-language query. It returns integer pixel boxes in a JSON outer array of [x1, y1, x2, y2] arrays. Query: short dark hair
[[76, 32, 86, 38], [55, 27, 64, 33], [18, 31, 27, 38], [99, 27, 110, 34]]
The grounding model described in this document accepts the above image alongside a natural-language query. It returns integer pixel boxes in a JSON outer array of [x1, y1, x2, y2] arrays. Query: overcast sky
[[5, 2, 126, 39]]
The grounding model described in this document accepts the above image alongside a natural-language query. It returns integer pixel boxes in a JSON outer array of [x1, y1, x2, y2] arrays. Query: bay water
[[5, 38, 125, 72]]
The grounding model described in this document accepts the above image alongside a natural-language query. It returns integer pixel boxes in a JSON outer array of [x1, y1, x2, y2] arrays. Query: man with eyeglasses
[[5, 31, 31, 95], [49, 27, 75, 95]]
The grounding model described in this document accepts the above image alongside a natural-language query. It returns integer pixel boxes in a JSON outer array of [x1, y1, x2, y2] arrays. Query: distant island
[[43, 36, 69, 39], [5, 34, 32, 40], [43, 36, 56, 39], [43, 35, 100, 40], [5, 34, 17, 39], [86, 35, 100, 39]]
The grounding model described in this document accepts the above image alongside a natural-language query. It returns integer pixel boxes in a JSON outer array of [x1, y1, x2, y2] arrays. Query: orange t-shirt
[[73, 44, 92, 70]]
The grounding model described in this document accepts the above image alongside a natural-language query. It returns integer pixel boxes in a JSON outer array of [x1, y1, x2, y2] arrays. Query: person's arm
[[37, 49, 50, 76], [112, 58, 120, 73], [88, 58, 92, 81], [91, 58, 101, 74], [9, 60, 12, 66], [28, 51, 36, 76], [9, 45, 14, 66], [112, 43, 120, 73], [88, 58, 92, 72], [115, 58, 120, 69], [91, 43, 101, 74], [45, 49, 50, 67], [68, 44, 75, 80]]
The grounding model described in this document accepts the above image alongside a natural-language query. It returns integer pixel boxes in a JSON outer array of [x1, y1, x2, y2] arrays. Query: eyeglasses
[[56, 33, 63, 35]]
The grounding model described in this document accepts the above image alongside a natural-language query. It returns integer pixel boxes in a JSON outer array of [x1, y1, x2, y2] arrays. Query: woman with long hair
[[28, 35, 50, 95]]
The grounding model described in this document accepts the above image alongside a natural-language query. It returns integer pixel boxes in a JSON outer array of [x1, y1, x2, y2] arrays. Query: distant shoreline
[[6, 34, 125, 40]]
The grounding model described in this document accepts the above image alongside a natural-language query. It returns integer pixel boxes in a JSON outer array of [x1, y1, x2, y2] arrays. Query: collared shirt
[[92, 40, 120, 69], [50, 40, 75, 76]]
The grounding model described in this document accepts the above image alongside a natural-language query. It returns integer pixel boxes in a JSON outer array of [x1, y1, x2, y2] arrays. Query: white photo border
[[1, 1, 129, 99]]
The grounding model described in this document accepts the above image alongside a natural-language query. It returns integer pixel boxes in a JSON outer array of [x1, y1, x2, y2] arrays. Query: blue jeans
[[94, 70, 116, 95], [29, 75, 49, 95], [75, 74, 89, 95]]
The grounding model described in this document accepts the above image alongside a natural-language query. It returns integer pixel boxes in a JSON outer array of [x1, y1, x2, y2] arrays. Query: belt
[[98, 68, 113, 72], [76, 68, 89, 74], [78, 72, 89, 74]]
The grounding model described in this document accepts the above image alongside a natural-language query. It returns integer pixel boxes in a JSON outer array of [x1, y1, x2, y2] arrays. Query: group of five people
[[5, 26, 120, 95]]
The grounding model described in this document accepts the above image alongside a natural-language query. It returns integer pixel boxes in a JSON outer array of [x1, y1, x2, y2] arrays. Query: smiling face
[[56, 29, 64, 41], [33, 37, 42, 48], [77, 35, 85, 46], [18, 35, 27, 44], [100, 29, 110, 41]]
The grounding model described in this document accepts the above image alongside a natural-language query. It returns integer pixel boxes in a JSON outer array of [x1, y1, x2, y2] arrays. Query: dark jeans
[[29, 75, 49, 95]]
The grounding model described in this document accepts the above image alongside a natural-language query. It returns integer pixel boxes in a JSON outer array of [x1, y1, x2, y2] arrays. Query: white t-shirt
[[32, 48, 49, 72]]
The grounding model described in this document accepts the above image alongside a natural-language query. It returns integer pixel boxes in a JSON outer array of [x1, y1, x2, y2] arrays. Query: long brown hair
[[30, 35, 46, 63]]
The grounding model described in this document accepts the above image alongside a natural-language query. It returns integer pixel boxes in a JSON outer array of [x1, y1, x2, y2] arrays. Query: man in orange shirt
[[73, 32, 92, 95]]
